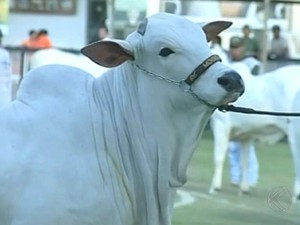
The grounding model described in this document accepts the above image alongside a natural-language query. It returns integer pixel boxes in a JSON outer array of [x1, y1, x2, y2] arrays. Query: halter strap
[[134, 54, 222, 108], [184, 54, 221, 86]]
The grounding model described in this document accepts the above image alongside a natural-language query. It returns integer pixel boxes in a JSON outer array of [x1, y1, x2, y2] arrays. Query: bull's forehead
[[128, 13, 210, 60], [145, 13, 206, 42]]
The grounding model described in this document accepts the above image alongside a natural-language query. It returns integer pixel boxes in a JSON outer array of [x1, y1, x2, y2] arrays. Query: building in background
[[4, 0, 300, 76], [4, 0, 147, 49]]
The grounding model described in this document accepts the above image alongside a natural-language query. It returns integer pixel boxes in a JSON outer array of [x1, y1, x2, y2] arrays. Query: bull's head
[[82, 13, 244, 108]]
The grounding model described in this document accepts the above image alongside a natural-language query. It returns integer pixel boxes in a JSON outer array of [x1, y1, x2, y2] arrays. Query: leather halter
[[179, 54, 221, 92], [185, 54, 221, 86], [134, 54, 222, 108]]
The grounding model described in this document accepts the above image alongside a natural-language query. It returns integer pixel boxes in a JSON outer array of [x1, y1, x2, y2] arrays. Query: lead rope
[[218, 105, 300, 117]]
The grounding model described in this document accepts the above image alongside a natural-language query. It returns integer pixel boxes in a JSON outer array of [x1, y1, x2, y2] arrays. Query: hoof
[[231, 182, 239, 187], [240, 185, 250, 194], [209, 187, 222, 195], [238, 189, 251, 196]]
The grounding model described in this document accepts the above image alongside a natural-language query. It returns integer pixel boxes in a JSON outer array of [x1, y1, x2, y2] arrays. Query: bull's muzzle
[[217, 71, 245, 95]]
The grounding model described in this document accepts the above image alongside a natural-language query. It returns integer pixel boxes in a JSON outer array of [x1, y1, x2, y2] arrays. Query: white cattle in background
[[0, 13, 244, 225], [209, 63, 300, 201], [289, 90, 300, 201], [29, 48, 108, 77]]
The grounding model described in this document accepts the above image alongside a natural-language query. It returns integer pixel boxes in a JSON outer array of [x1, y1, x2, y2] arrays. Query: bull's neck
[[94, 65, 213, 225]]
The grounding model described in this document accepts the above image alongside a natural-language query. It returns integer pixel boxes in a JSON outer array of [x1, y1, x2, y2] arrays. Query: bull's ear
[[202, 21, 232, 42], [81, 40, 134, 68]]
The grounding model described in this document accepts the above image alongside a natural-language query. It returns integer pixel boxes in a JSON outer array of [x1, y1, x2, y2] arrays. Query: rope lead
[[218, 105, 300, 117]]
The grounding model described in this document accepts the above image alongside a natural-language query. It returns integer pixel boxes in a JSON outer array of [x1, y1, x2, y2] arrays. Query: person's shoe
[[231, 181, 240, 187]]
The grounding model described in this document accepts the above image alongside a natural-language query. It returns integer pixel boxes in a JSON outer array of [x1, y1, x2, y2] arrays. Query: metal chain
[[133, 64, 182, 86], [133, 63, 218, 108]]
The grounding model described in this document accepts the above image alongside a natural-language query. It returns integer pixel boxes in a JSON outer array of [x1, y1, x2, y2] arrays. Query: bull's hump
[[16, 64, 94, 104]]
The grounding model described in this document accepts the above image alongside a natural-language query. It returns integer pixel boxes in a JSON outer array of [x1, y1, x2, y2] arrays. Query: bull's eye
[[159, 47, 175, 57]]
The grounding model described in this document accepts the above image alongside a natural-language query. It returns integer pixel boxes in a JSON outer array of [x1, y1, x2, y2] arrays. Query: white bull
[[0, 13, 244, 225], [290, 90, 300, 201], [209, 63, 300, 200]]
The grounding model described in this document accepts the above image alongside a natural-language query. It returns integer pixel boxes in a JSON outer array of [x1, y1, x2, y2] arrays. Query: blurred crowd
[[21, 29, 52, 49], [211, 24, 290, 65]]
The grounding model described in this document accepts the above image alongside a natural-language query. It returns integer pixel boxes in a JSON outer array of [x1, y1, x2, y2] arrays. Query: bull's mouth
[[221, 79, 245, 105], [219, 91, 243, 106]]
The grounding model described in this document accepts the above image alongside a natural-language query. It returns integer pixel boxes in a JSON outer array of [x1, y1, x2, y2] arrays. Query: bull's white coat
[[210, 63, 300, 199], [0, 13, 244, 225]]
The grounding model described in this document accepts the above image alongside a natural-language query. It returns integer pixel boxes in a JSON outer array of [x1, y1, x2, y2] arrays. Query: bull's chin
[[219, 92, 242, 106]]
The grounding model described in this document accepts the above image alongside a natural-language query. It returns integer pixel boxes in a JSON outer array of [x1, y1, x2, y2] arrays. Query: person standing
[[98, 26, 109, 40], [227, 36, 260, 187], [241, 25, 260, 59], [21, 29, 38, 48], [89, 25, 109, 43], [35, 29, 52, 48], [268, 25, 290, 60], [229, 36, 262, 75]]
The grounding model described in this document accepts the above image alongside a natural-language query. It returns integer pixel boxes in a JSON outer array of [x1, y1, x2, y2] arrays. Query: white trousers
[[228, 141, 259, 186]]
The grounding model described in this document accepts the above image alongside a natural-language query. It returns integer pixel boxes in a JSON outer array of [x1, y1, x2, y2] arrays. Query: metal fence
[[6, 46, 81, 79]]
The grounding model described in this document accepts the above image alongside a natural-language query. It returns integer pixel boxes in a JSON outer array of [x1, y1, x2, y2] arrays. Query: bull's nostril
[[218, 72, 244, 93], [217, 77, 230, 86]]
